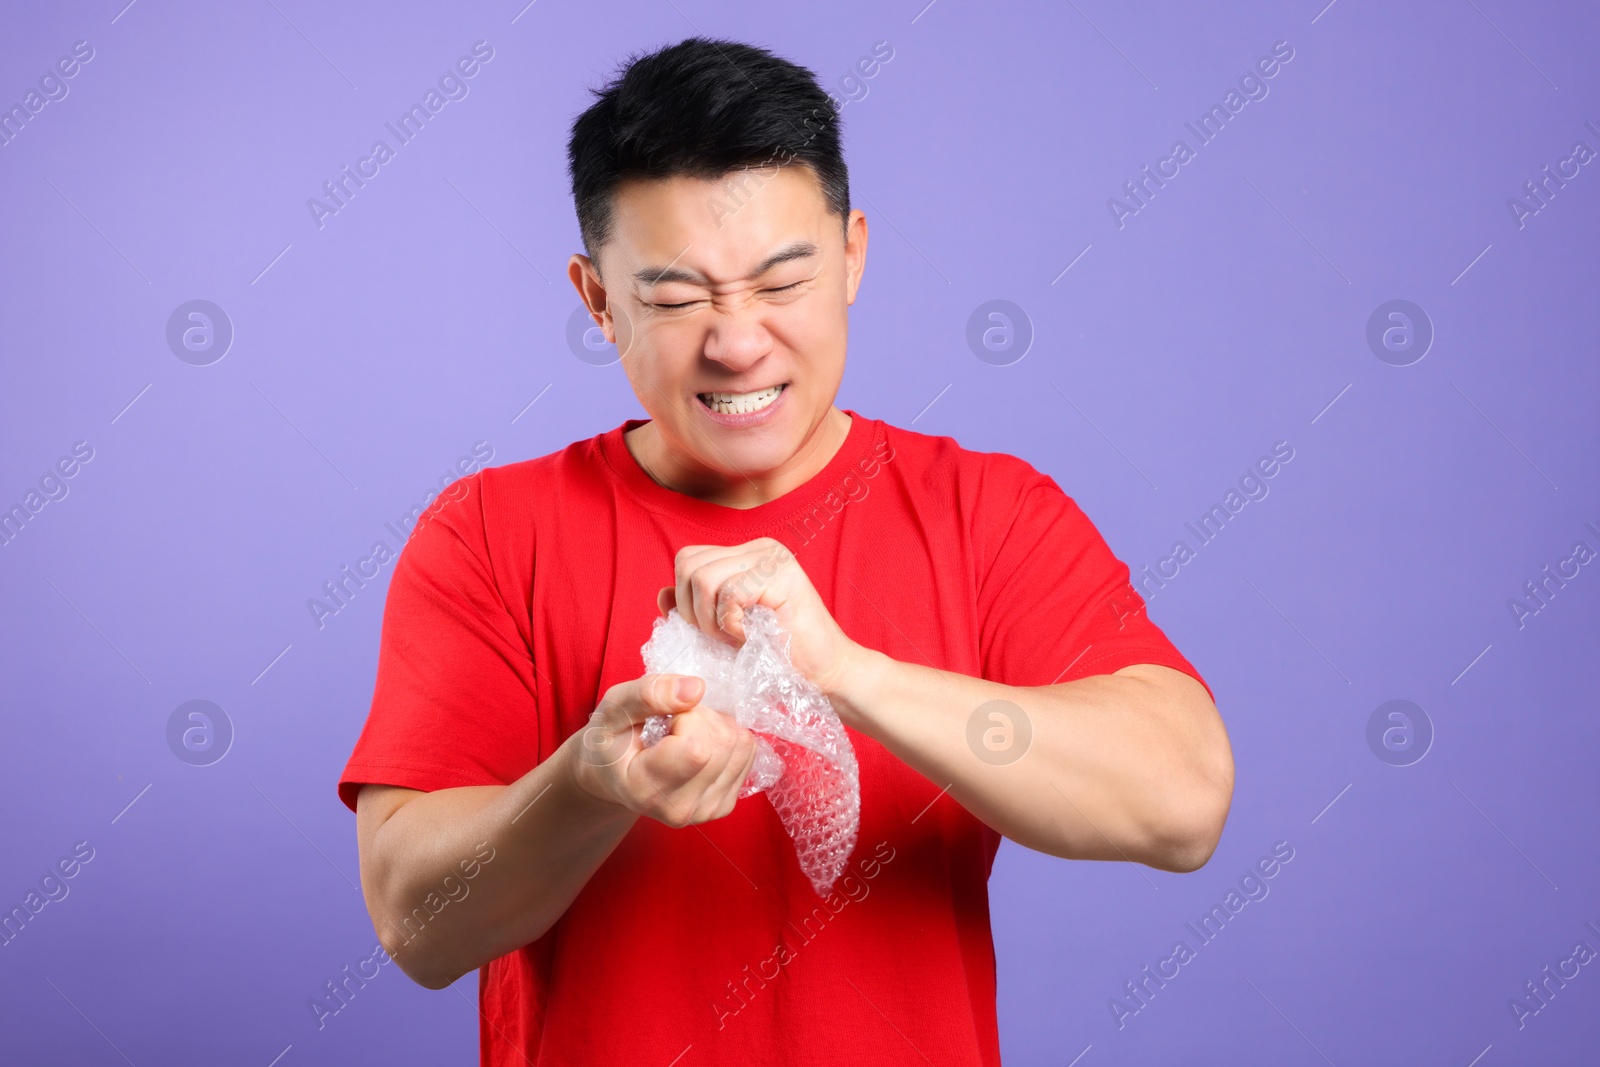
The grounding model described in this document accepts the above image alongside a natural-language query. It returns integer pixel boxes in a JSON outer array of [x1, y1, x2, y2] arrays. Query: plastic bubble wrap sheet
[[640, 606, 860, 896]]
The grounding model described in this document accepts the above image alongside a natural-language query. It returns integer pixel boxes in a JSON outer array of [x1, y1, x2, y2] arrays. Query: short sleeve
[[977, 479, 1214, 703], [337, 473, 541, 813]]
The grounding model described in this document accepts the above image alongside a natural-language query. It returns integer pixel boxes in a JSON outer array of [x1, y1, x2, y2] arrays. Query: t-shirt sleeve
[[976, 476, 1214, 703], [337, 472, 541, 813]]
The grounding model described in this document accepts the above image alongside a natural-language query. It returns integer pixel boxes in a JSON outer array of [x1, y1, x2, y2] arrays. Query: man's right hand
[[568, 674, 759, 828]]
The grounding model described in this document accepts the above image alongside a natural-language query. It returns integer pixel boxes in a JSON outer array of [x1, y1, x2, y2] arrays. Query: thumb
[[640, 673, 704, 718]]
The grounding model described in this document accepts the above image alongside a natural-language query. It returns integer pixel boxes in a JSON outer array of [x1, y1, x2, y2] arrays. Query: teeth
[[699, 385, 783, 415]]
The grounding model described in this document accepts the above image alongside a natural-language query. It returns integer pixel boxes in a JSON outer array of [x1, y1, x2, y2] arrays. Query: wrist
[[556, 725, 635, 820], [824, 641, 891, 732]]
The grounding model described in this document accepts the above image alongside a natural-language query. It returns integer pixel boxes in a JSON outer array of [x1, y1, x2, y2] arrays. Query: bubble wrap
[[640, 605, 860, 897]]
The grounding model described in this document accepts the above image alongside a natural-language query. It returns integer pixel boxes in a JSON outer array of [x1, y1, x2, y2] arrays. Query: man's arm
[[827, 652, 1232, 872], [355, 673, 759, 989], [667, 537, 1235, 875], [355, 736, 630, 991]]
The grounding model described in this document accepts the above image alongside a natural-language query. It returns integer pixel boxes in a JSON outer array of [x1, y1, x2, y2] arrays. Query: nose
[[701, 300, 773, 373]]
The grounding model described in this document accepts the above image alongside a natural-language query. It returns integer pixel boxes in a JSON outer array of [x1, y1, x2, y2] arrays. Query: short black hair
[[567, 37, 849, 262]]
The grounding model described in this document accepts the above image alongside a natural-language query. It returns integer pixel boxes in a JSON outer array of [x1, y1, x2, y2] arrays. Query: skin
[[573, 165, 863, 507], [355, 163, 1234, 991]]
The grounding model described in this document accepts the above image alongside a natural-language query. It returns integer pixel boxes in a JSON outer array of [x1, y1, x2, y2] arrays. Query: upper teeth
[[701, 385, 782, 415]]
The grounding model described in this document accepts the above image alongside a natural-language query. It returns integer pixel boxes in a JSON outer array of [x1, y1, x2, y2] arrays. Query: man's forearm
[[362, 732, 638, 989], [829, 648, 1233, 872]]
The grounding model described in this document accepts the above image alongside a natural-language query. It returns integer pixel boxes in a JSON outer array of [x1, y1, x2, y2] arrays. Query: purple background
[[2, 1, 1597, 1063]]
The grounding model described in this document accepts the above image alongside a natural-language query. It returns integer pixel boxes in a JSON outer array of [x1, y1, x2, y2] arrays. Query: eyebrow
[[633, 240, 819, 286]]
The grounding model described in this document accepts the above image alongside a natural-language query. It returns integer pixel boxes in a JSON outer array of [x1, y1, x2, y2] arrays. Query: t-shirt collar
[[597, 408, 879, 537]]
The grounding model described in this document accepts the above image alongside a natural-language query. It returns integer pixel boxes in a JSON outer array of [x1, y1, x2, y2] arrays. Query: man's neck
[[624, 406, 853, 509]]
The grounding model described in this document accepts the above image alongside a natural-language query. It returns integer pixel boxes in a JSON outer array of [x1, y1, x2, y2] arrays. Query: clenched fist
[[568, 673, 760, 828], [660, 537, 861, 697]]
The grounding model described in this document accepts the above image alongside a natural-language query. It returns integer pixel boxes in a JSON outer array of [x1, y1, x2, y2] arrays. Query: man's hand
[[569, 673, 759, 829], [660, 537, 861, 697]]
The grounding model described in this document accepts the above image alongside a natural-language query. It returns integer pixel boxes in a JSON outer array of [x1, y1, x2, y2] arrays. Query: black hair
[[567, 37, 849, 262]]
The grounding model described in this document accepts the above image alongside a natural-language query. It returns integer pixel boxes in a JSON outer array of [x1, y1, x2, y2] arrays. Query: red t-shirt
[[338, 410, 1211, 1066]]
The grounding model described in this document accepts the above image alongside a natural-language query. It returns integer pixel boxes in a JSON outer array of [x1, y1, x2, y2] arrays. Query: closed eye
[[650, 279, 807, 310]]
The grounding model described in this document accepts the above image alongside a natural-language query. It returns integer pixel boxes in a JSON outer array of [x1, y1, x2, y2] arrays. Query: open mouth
[[696, 383, 786, 416]]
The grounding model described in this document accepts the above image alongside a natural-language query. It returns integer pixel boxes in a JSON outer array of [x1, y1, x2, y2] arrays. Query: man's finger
[[623, 673, 705, 723], [714, 588, 748, 645], [696, 725, 759, 818], [674, 544, 746, 642], [680, 550, 766, 644]]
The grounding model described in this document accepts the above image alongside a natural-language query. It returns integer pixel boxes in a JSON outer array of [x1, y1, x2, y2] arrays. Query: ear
[[842, 209, 868, 306], [568, 253, 614, 342]]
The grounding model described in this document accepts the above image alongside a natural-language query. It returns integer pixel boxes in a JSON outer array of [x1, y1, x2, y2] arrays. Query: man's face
[[569, 165, 867, 480]]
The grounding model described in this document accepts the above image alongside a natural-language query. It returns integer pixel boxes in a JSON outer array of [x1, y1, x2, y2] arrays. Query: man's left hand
[[659, 537, 860, 698]]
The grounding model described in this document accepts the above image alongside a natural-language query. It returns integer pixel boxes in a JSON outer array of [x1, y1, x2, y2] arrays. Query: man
[[339, 36, 1233, 1066]]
